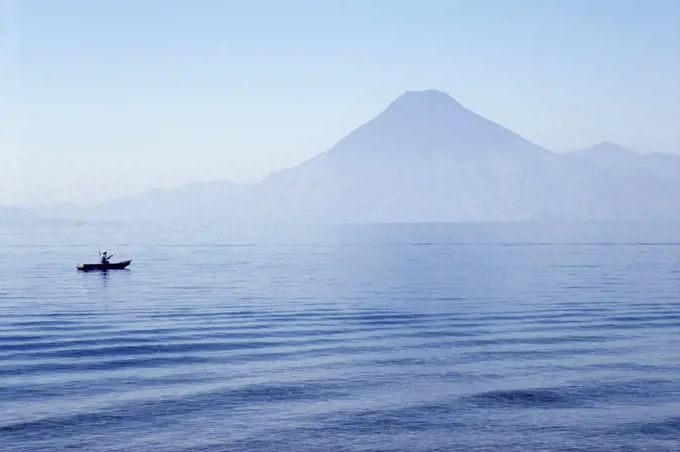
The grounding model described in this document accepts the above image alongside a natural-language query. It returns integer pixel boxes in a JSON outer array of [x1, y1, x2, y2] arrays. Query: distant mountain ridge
[[26, 90, 680, 223], [31, 181, 250, 223], [0, 205, 40, 224]]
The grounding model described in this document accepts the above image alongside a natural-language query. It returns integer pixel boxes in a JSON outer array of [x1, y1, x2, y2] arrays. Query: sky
[[1, 0, 679, 205]]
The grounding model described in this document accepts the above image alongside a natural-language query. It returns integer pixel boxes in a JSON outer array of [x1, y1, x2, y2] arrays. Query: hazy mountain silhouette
[[241, 90, 562, 223], [0, 205, 40, 225], [31, 181, 250, 223], [27, 90, 680, 223], [564, 142, 680, 218]]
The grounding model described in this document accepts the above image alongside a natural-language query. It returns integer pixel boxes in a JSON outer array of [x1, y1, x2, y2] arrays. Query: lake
[[1, 221, 679, 451]]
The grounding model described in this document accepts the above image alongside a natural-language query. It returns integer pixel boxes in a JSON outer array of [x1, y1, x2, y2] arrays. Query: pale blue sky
[[1, 0, 679, 204]]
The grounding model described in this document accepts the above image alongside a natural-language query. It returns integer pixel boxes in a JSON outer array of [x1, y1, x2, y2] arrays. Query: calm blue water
[[1, 222, 680, 451]]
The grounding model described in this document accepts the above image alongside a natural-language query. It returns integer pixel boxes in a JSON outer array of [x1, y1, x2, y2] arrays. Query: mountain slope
[[564, 142, 680, 218], [0, 205, 40, 225], [27, 90, 680, 223], [244, 93, 680, 222], [242, 90, 564, 223], [30, 181, 251, 223]]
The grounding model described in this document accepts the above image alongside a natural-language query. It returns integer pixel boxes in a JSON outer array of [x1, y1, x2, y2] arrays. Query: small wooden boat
[[76, 260, 132, 271]]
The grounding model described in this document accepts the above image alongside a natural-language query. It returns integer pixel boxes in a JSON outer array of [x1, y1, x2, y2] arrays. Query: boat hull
[[77, 260, 132, 271]]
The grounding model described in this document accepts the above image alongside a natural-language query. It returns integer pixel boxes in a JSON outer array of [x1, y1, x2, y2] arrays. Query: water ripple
[[2, 223, 680, 451]]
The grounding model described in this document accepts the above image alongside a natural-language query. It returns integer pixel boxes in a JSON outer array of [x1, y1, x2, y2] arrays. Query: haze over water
[[1, 221, 680, 451]]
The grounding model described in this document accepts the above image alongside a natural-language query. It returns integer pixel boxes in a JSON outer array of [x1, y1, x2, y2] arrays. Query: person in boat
[[99, 250, 113, 265]]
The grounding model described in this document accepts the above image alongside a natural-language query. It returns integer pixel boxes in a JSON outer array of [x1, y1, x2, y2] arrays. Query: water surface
[[1, 222, 679, 451]]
